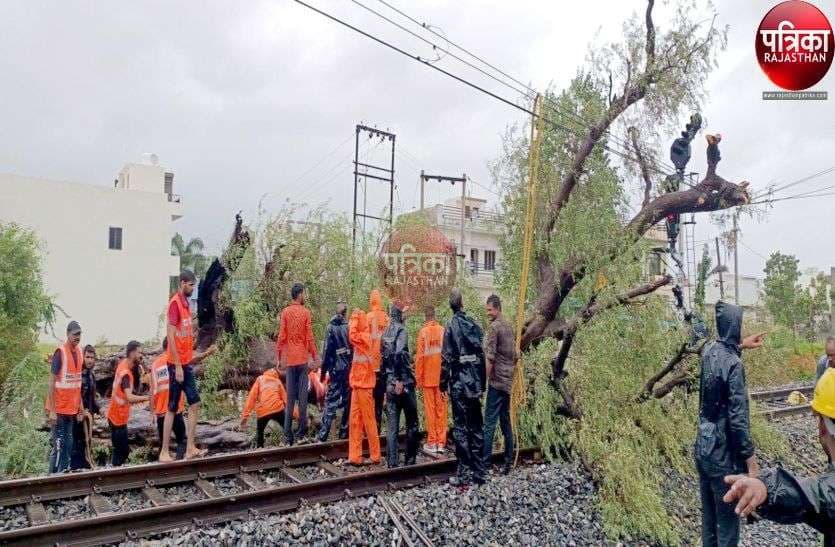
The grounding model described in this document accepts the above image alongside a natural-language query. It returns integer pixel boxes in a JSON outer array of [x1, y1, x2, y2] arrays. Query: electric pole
[[420, 172, 468, 262], [352, 124, 396, 252], [715, 237, 725, 300]]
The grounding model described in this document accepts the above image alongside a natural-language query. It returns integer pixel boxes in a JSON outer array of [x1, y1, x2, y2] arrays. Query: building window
[[465, 205, 471, 219], [648, 252, 662, 276], [470, 248, 479, 264], [484, 250, 496, 271], [109, 227, 123, 250], [164, 172, 174, 195]]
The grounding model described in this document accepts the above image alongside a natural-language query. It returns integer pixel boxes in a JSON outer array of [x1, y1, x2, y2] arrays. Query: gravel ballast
[[0, 505, 28, 531]]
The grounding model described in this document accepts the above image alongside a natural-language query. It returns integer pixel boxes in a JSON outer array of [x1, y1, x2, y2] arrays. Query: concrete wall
[[0, 168, 182, 344]]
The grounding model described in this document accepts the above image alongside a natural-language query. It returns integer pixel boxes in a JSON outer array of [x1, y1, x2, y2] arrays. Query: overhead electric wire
[[738, 238, 769, 261], [298, 0, 681, 187], [368, 0, 680, 176], [751, 165, 835, 200]]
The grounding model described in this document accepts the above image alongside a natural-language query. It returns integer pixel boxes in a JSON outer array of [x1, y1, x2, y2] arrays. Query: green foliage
[[0, 353, 50, 477], [694, 244, 712, 314], [0, 223, 54, 387], [763, 252, 830, 340]]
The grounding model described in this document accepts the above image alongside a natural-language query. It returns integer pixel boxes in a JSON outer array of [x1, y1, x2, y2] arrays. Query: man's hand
[[395, 381, 404, 395], [746, 456, 760, 478], [239, 418, 248, 432], [76, 411, 84, 423], [740, 332, 766, 350], [723, 474, 767, 517], [175, 366, 184, 383]]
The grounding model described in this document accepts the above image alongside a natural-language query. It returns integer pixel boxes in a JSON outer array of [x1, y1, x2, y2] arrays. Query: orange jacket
[[149, 355, 184, 416], [416, 320, 444, 388], [276, 303, 318, 366], [349, 310, 376, 389], [168, 293, 194, 365], [52, 343, 83, 415], [308, 369, 328, 405], [107, 359, 135, 427], [367, 289, 389, 372], [242, 369, 289, 420]]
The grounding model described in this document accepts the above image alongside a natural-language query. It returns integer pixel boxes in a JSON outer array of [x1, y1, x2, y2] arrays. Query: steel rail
[[758, 403, 812, 421], [0, 436, 391, 507], [0, 448, 541, 546]]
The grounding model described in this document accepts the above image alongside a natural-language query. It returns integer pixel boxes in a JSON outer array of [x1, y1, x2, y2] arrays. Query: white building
[[408, 196, 503, 300], [0, 161, 183, 344]]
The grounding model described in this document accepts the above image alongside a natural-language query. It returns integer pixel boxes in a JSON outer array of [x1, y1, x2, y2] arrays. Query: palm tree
[[171, 233, 210, 293]]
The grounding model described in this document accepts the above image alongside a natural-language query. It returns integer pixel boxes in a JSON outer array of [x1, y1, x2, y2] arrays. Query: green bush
[[0, 353, 50, 477]]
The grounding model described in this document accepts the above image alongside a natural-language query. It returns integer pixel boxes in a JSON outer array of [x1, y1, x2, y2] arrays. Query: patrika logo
[[378, 224, 457, 311], [757, 1, 833, 96]]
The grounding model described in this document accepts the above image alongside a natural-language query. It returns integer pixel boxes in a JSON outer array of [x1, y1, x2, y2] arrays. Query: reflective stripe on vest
[[459, 354, 478, 364], [336, 347, 349, 356], [55, 346, 83, 389], [353, 355, 371, 364], [153, 365, 170, 394], [424, 346, 442, 356]]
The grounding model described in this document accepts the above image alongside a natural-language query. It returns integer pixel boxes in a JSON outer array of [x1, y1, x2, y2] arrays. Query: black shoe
[[500, 463, 512, 475], [404, 458, 416, 466], [472, 474, 487, 485]]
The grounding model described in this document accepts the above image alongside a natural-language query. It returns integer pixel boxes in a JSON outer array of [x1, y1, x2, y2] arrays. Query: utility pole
[[352, 124, 396, 252], [420, 172, 468, 262], [715, 237, 725, 300], [732, 210, 740, 305]]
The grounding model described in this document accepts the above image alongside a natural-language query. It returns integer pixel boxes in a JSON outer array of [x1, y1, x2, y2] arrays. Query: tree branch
[[522, 139, 750, 351], [636, 342, 688, 402], [629, 126, 654, 207]]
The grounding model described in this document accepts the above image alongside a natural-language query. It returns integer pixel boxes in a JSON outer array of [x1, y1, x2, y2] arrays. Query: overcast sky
[[1, 0, 833, 280]]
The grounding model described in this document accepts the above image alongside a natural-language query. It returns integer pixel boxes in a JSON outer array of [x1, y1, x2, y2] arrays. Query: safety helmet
[[812, 368, 835, 420]]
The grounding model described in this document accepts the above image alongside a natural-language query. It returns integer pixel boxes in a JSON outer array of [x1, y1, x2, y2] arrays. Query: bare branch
[[629, 126, 654, 207], [637, 342, 688, 402]]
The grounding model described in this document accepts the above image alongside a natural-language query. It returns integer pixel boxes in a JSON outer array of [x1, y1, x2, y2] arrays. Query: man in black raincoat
[[382, 303, 419, 467], [441, 288, 486, 486], [694, 300, 765, 547], [317, 301, 353, 442], [722, 368, 835, 546]]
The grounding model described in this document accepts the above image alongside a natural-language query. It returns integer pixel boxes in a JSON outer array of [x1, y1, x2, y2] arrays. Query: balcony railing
[[167, 193, 182, 203], [439, 206, 503, 232], [465, 260, 501, 280]]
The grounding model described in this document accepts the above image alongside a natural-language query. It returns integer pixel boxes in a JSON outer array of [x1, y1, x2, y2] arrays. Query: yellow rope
[[510, 94, 544, 465]]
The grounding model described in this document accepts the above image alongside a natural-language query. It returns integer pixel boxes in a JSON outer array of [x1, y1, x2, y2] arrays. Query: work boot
[[472, 474, 487, 486], [448, 475, 470, 487]]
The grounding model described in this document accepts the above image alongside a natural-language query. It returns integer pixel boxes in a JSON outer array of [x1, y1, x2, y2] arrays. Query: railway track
[[0, 437, 540, 546], [750, 384, 814, 421], [750, 384, 814, 402]]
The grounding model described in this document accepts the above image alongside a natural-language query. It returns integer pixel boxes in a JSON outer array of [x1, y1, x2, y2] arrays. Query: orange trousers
[[348, 388, 380, 464], [422, 387, 448, 447]]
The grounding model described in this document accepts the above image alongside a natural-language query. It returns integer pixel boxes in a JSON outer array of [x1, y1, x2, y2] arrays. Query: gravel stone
[[213, 477, 245, 496], [104, 489, 152, 512], [0, 505, 28, 531], [257, 469, 292, 486], [45, 496, 91, 522], [157, 483, 205, 504]]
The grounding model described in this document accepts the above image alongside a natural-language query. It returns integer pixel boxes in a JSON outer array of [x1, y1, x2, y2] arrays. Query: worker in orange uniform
[[416, 306, 447, 454], [150, 338, 216, 460], [159, 270, 204, 462], [276, 282, 320, 445], [108, 341, 150, 466], [348, 309, 381, 465], [367, 289, 389, 429], [47, 321, 84, 473], [240, 367, 291, 448]]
